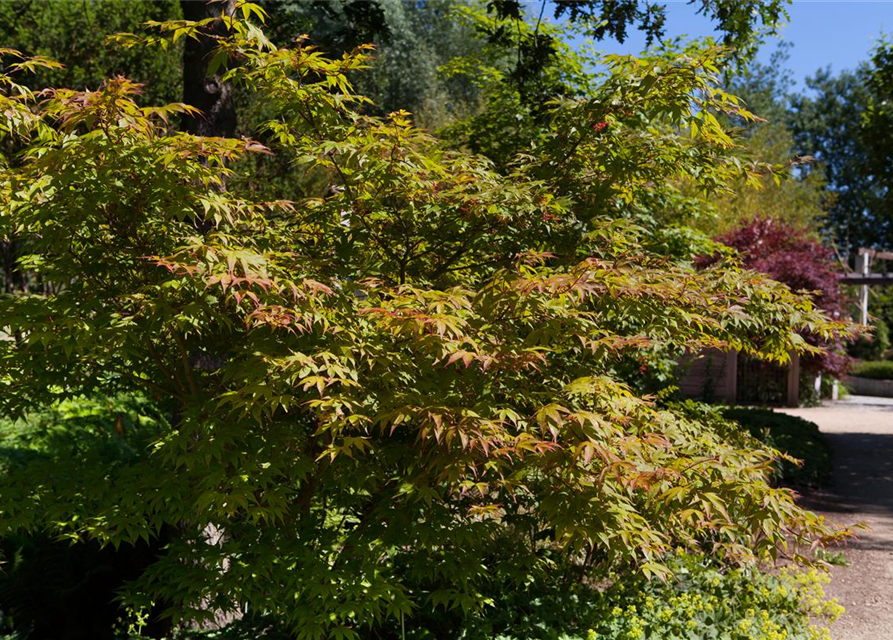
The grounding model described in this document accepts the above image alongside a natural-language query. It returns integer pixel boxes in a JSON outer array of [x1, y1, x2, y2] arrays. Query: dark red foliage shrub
[[711, 218, 851, 376]]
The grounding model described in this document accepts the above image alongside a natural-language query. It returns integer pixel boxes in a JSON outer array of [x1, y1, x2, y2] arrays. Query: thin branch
[[172, 330, 200, 396]]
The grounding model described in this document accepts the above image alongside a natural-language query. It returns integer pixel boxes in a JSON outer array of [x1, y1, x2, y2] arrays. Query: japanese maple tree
[[714, 218, 850, 376], [0, 6, 852, 637]]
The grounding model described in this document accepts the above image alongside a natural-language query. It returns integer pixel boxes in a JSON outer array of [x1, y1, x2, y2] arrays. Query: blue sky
[[565, 1, 893, 90]]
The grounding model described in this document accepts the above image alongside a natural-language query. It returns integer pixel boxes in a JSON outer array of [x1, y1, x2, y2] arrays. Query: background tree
[[685, 45, 827, 237], [860, 36, 893, 257], [692, 123, 827, 238], [253, 1, 490, 131], [180, 0, 238, 137], [484, 0, 791, 87], [788, 67, 875, 259], [0, 0, 181, 106], [261, 0, 391, 52]]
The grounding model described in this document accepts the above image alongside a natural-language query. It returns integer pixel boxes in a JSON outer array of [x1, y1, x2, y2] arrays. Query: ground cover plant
[[154, 553, 841, 640], [457, 553, 842, 640], [0, 4, 854, 638], [583, 557, 842, 640], [723, 408, 832, 487]]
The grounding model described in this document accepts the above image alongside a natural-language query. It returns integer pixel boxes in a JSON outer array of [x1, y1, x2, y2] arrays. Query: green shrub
[[0, 396, 170, 640], [723, 408, 832, 487], [849, 359, 893, 380], [0, 394, 164, 465], [579, 555, 840, 640], [848, 318, 891, 361]]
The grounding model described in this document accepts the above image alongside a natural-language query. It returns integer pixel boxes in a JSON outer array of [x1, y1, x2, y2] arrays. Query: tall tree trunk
[[179, 3, 240, 631], [180, 0, 237, 138]]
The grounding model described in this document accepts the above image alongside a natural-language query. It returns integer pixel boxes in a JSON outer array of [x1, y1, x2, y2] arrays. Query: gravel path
[[780, 397, 893, 640]]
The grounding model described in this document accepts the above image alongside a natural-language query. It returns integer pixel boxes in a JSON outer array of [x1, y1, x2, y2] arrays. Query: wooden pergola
[[840, 248, 893, 324]]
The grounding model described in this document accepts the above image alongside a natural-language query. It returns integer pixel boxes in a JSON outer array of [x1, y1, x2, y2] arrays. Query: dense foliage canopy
[[0, 4, 852, 638], [488, 0, 791, 67], [788, 67, 874, 258]]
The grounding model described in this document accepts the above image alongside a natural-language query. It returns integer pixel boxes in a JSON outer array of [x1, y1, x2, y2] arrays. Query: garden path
[[780, 397, 893, 640]]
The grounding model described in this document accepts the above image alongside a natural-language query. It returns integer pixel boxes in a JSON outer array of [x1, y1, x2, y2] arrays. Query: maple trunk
[[180, 0, 237, 138]]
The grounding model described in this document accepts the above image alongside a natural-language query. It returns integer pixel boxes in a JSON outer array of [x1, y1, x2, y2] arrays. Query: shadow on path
[[806, 432, 893, 508], [780, 405, 893, 640]]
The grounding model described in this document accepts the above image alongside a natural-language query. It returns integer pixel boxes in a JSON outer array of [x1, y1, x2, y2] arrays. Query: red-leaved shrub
[[712, 218, 850, 376]]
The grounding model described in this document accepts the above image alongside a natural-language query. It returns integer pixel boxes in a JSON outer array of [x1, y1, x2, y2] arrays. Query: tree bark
[[178, 5, 241, 631], [180, 0, 237, 138]]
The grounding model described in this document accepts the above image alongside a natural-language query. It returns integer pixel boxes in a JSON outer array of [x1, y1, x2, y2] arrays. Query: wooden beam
[[858, 248, 893, 261], [839, 273, 893, 285]]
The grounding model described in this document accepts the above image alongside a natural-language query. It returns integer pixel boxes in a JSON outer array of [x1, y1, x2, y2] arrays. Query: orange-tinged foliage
[[0, 5, 855, 637]]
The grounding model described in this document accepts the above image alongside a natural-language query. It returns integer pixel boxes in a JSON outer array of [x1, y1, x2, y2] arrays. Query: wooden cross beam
[[859, 248, 893, 261], [839, 273, 893, 285], [848, 248, 893, 323]]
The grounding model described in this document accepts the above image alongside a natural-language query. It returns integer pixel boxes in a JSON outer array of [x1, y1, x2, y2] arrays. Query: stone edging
[[843, 375, 893, 398]]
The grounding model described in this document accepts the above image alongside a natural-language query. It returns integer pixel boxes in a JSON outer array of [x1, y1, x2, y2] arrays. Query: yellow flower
[[625, 626, 644, 640]]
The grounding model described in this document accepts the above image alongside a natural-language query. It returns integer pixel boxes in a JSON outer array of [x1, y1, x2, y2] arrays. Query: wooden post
[[857, 250, 871, 324], [786, 351, 800, 407], [726, 350, 738, 404]]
